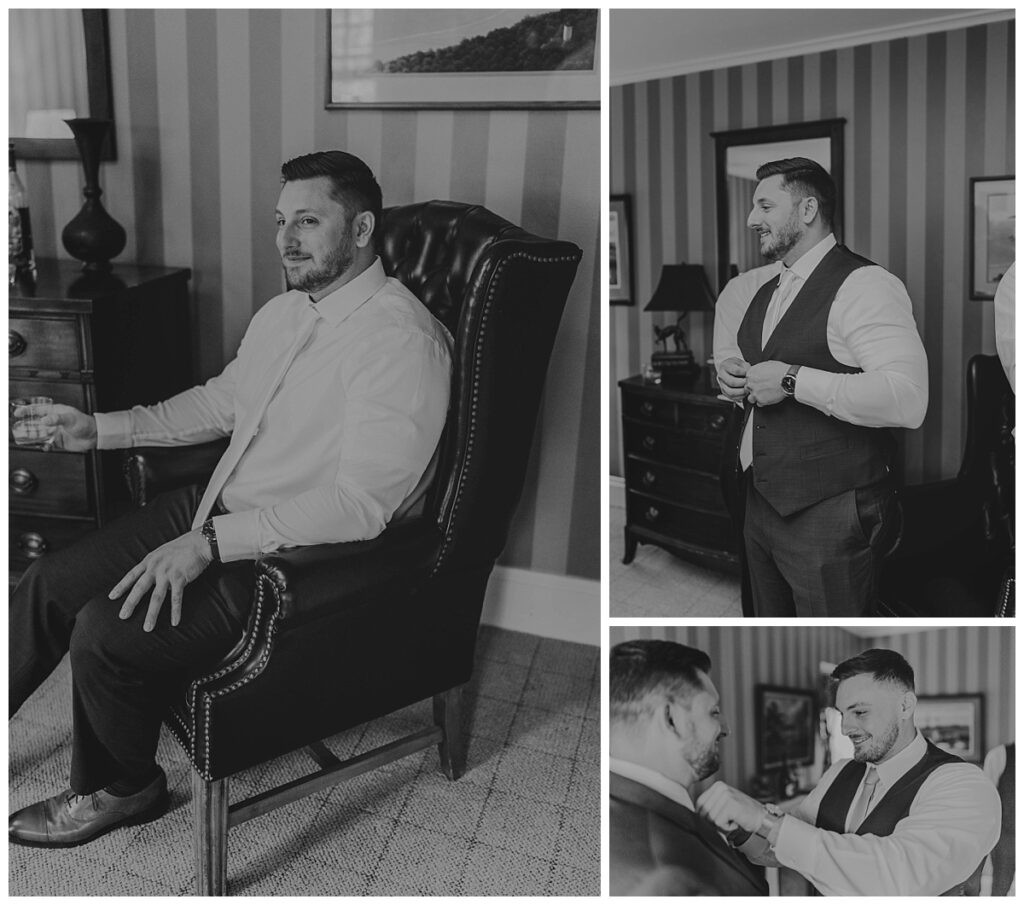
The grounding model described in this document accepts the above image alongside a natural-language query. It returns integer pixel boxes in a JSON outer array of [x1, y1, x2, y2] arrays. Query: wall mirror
[[9, 9, 116, 161], [711, 119, 844, 292]]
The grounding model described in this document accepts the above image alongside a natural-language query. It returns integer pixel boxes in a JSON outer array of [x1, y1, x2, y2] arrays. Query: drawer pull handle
[[10, 467, 38, 495], [709, 414, 726, 431], [644, 506, 661, 523], [9, 329, 27, 358], [18, 531, 48, 559], [642, 435, 656, 452], [640, 401, 655, 417], [641, 470, 657, 488]]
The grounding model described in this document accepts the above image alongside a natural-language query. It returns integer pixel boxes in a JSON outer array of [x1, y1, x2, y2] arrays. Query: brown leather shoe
[[9, 770, 169, 848]]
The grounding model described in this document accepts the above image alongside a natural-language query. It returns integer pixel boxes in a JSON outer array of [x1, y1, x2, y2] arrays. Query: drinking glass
[[10, 397, 55, 449]]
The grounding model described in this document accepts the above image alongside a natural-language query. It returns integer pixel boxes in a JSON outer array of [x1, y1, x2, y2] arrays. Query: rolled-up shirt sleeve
[[771, 764, 1001, 896], [794, 267, 929, 429], [213, 326, 451, 562]]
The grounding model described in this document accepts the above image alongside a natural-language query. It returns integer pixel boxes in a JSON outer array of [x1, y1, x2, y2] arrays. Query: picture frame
[[326, 9, 599, 110], [970, 176, 1015, 300], [755, 684, 817, 772], [610, 195, 634, 306], [915, 694, 985, 763]]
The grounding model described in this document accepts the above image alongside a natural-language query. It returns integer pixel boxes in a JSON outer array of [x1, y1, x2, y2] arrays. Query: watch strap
[[201, 518, 220, 561]]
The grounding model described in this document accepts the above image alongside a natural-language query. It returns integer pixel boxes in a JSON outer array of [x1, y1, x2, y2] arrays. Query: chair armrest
[[123, 439, 229, 505]]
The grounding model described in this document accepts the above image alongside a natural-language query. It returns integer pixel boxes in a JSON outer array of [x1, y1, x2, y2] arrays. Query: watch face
[[782, 375, 795, 395]]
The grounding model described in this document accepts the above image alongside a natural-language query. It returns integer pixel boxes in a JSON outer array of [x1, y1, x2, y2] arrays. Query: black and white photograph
[[609, 625, 1015, 896], [8, 7, 599, 896], [609, 9, 1015, 619]]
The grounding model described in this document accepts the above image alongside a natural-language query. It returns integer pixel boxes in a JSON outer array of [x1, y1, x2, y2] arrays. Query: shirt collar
[[310, 256, 388, 327], [781, 232, 837, 283], [609, 757, 695, 811], [871, 730, 927, 788]]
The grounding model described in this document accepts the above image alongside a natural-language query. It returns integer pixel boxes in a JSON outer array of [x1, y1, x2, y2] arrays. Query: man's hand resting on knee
[[109, 531, 215, 631]]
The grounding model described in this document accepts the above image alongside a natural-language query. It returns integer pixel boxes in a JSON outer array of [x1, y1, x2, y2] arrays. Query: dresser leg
[[623, 531, 638, 564]]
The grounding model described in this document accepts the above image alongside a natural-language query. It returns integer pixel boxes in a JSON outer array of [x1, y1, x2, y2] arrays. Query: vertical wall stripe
[[249, 10, 284, 313], [186, 9, 223, 381], [484, 110, 528, 226], [101, 9, 136, 266], [312, 10, 341, 153], [125, 9, 163, 264], [610, 20, 1014, 485], [379, 113, 418, 205], [280, 10, 317, 163], [216, 10, 253, 361], [154, 10, 192, 273], [22, 161, 56, 259], [446, 112, 485, 204]]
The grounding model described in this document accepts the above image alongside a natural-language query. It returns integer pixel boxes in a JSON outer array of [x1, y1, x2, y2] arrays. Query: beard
[[850, 720, 900, 764], [687, 737, 722, 780], [283, 242, 354, 295], [758, 208, 804, 262]]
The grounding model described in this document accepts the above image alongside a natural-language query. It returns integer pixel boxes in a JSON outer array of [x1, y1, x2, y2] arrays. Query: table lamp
[[645, 263, 715, 382]]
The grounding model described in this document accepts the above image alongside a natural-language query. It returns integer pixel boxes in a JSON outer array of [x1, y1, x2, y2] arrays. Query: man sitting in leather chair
[[9, 150, 453, 847], [609, 639, 768, 896]]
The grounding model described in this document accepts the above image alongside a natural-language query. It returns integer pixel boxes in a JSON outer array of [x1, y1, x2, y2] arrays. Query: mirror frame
[[711, 118, 845, 292], [10, 10, 116, 161]]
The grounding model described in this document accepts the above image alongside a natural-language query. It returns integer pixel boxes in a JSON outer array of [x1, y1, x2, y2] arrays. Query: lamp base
[[651, 351, 699, 384]]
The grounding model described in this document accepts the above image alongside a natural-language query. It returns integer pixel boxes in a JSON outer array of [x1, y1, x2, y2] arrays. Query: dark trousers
[[743, 476, 898, 617], [10, 485, 255, 794]]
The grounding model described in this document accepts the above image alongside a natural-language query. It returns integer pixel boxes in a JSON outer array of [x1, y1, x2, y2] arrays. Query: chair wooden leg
[[193, 772, 229, 896], [433, 686, 467, 780]]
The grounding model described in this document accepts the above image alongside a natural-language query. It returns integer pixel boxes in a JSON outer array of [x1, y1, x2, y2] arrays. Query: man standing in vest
[[714, 158, 928, 616], [696, 649, 1000, 896]]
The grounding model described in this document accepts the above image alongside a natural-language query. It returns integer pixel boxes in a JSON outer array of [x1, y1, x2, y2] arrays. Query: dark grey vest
[[735, 244, 894, 516]]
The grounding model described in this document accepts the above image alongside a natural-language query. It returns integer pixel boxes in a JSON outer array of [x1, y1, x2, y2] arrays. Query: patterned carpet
[[9, 626, 600, 896]]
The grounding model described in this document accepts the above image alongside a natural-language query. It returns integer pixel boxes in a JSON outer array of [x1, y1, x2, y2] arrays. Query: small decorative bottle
[[9, 142, 37, 285]]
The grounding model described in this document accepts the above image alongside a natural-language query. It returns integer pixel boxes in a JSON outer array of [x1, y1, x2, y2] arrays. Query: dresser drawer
[[10, 514, 95, 573], [622, 392, 677, 427], [9, 315, 84, 373], [9, 450, 92, 517], [627, 493, 737, 553], [10, 379, 90, 412], [623, 421, 725, 473], [625, 459, 728, 514]]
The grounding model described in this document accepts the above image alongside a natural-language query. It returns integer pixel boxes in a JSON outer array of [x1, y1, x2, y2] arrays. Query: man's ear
[[353, 211, 375, 248], [901, 691, 918, 721], [800, 195, 819, 225]]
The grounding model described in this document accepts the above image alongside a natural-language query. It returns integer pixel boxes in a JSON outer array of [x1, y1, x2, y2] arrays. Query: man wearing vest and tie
[[713, 158, 928, 617], [9, 151, 453, 847], [697, 649, 1001, 896]]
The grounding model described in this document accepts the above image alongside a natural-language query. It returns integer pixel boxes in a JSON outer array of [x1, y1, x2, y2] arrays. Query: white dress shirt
[[610, 758, 695, 812], [96, 257, 453, 562], [744, 731, 1002, 896], [993, 261, 1015, 391], [713, 233, 929, 434]]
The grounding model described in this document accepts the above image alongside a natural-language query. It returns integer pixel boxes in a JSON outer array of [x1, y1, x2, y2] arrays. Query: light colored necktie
[[191, 307, 320, 528], [846, 766, 880, 831], [740, 269, 798, 470]]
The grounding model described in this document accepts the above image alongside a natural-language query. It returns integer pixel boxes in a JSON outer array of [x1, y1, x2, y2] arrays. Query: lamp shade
[[644, 263, 716, 313]]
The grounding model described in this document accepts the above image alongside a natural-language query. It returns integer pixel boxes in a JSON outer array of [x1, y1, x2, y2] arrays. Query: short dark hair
[[281, 150, 383, 236], [756, 156, 836, 229], [610, 640, 711, 723], [831, 648, 915, 693]]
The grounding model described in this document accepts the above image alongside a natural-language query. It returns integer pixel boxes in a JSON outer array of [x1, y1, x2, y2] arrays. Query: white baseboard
[[481, 566, 599, 646], [610, 475, 625, 510]]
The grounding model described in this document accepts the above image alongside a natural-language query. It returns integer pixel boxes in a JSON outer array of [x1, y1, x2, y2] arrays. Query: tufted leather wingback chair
[[878, 354, 1014, 616], [124, 201, 582, 894]]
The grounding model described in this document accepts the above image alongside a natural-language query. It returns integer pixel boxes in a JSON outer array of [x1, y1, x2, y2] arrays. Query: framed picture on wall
[[755, 685, 816, 772], [915, 694, 985, 763], [970, 176, 1015, 300], [326, 9, 599, 109], [610, 195, 634, 306]]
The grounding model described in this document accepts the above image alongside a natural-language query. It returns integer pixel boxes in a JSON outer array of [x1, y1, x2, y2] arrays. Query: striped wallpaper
[[610, 18, 1015, 485], [608, 626, 1014, 792], [21, 9, 600, 581]]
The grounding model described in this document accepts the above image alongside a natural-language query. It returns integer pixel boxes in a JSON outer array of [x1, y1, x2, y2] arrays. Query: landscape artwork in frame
[[327, 9, 599, 109], [610, 195, 633, 305], [970, 176, 1015, 299], [755, 685, 816, 772], [915, 694, 984, 763]]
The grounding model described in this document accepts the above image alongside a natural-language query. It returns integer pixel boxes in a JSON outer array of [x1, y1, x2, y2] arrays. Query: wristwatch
[[754, 802, 784, 845], [200, 518, 220, 562], [781, 364, 801, 397]]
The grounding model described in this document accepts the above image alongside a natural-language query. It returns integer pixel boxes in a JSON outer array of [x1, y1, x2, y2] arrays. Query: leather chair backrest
[[961, 353, 1014, 547], [379, 201, 582, 574]]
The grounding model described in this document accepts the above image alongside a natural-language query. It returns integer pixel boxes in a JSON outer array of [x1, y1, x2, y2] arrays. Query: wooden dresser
[[9, 259, 192, 577], [619, 374, 740, 573]]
